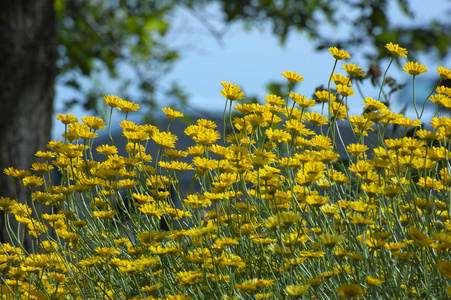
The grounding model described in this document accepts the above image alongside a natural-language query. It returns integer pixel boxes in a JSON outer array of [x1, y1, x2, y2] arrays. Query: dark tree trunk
[[0, 0, 57, 250]]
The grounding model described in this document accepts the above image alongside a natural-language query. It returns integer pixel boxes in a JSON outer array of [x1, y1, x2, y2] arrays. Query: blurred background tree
[[210, 0, 451, 59], [1, 0, 450, 246]]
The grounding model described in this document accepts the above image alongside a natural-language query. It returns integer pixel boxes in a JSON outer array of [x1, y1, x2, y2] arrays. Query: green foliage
[[200, 0, 451, 59], [55, 0, 183, 117], [55, 0, 451, 120]]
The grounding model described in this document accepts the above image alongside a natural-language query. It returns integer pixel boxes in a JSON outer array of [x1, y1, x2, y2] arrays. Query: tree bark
[[0, 0, 57, 250]]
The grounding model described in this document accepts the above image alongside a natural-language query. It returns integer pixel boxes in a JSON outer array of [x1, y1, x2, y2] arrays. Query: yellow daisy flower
[[281, 70, 304, 83], [329, 47, 351, 60], [343, 63, 365, 77], [437, 66, 451, 80], [56, 114, 78, 125], [162, 107, 183, 119], [336, 84, 355, 97], [103, 95, 122, 109], [314, 90, 336, 103], [337, 283, 366, 298], [285, 283, 309, 296], [220, 81, 244, 101], [120, 100, 140, 112], [385, 42, 408, 58], [403, 62, 428, 76], [438, 260, 451, 279]]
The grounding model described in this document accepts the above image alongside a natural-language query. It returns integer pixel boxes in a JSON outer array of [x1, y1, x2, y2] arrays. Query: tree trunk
[[0, 0, 57, 251]]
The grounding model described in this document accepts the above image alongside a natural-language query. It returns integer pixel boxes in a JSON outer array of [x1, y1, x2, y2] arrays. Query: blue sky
[[53, 0, 451, 138]]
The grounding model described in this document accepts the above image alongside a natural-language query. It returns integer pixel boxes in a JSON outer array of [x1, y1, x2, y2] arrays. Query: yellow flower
[[120, 100, 140, 112], [349, 215, 374, 226], [192, 157, 217, 174], [383, 242, 406, 251], [149, 245, 179, 255], [303, 112, 328, 126], [94, 247, 120, 258], [184, 194, 211, 209], [118, 178, 139, 189], [437, 66, 451, 80], [318, 233, 343, 249], [365, 275, 384, 286], [310, 135, 332, 150], [220, 81, 244, 101], [329, 47, 351, 60], [255, 293, 272, 299], [329, 102, 348, 120], [35, 151, 56, 160], [403, 62, 428, 76], [196, 118, 217, 129], [56, 113, 78, 125], [4, 167, 31, 178], [167, 294, 190, 300], [163, 149, 188, 159], [385, 42, 408, 58], [346, 143, 369, 158], [331, 73, 351, 86], [436, 86, 451, 97], [159, 161, 193, 172], [416, 129, 440, 142], [348, 160, 372, 176], [235, 278, 259, 292], [363, 97, 386, 111], [265, 128, 291, 143], [285, 283, 309, 296], [103, 95, 122, 109], [264, 94, 285, 106], [151, 131, 178, 148], [281, 71, 304, 83], [314, 90, 336, 103], [41, 213, 66, 222], [305, 194, 329, 207], [343, 64, 365, 77], [429, 94, 451, 107], [283, 119, 313, 136], [138, 203, 164, 219], [92, 210, 117, 219], [31, 162, 53, 174], [336, 84, 355, 97], [446, 286, 451, 296], [192, 128, 221, 145], [234, 103, 255, 114], [321, 204, 340, 216], [96, 144, 118, 156], [337, 283, 366, 298], [162, 107, 183, 119], [214, 237, 239, 248], [22, 175, 44, 188], [123, 130, 150, 142], [141, 283, 163, 293], [438, 260, 451, 279], [187, 145, 204, 156], [409, 226, 430, 247]]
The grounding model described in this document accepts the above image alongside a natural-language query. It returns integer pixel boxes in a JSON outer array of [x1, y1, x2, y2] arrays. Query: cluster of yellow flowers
[[2, 43, 451, 299]]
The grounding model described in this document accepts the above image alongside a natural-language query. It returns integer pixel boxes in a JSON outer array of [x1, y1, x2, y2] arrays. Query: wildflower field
[[2, 43, 451, 299]]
